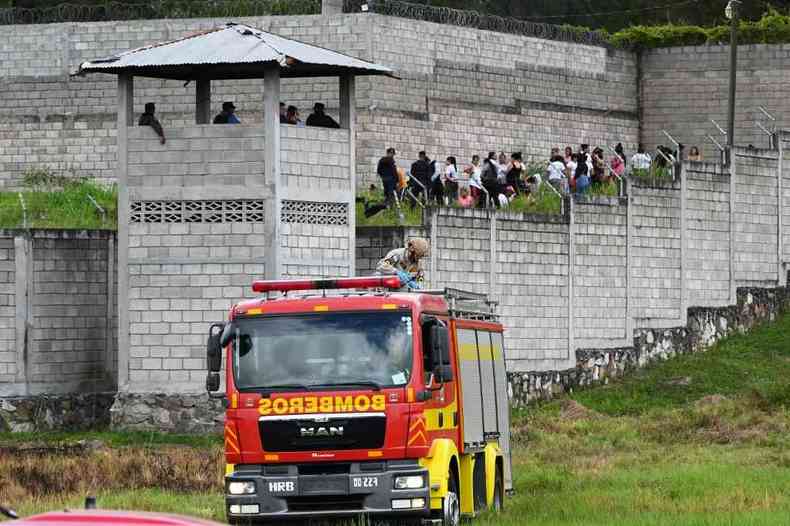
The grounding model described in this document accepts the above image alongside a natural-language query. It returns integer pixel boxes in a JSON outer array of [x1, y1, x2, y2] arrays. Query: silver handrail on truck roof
[[419, 287, 499, 322]]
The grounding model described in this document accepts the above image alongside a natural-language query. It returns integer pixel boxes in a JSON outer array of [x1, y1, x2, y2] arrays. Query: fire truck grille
[[259, 414, 386, 452], [287, 495, 365, 512]]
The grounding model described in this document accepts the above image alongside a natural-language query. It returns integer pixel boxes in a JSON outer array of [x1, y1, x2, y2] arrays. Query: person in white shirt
[[444, 156, 459, 204], [498, 185, 516, 208], [495, 151, 508, 184], [464, 155, 483, 207], [631, 144, 652, 171], [546, 153, 566, 192]]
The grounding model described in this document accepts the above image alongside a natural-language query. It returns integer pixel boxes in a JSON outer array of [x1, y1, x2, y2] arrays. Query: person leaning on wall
[[138, 102, 166, 144]]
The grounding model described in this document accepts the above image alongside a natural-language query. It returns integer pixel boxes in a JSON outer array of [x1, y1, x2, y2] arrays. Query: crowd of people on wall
[[374, 141, 693, 210]]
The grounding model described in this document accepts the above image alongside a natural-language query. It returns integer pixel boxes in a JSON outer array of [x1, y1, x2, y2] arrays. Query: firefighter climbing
[[375, 237, 430, 290]]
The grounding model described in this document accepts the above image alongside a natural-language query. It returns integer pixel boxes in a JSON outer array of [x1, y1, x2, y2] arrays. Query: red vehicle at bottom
[[206, 276, 513, 525]]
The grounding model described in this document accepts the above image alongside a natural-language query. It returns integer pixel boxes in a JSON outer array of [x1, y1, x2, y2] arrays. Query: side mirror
[[207, 323, 224, 373], [206, 371, 221, 392], [220, 321, 236, 348], [433, 364, 454, 383]]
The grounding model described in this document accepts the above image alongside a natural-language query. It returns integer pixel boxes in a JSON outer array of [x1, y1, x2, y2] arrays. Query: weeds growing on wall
[[355, 188, 423, 227], [0, 168, 117, 230], [630, 164, 674, 186], [508, 185, 562, 215]]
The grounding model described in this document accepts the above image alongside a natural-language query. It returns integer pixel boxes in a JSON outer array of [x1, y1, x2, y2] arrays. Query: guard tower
[[76, 24, 393, 395]]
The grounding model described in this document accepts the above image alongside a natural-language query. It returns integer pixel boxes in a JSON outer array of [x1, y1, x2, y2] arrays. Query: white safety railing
[[708, 119, 728, 164], [662, 130, 682, 182], [756, 106, 778, 149], [540, 178, 565, 216], [87, 193, 107, 224], [18, 193, 27, 229]]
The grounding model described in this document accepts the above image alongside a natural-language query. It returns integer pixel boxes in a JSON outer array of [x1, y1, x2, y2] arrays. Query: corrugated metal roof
[[76, 23, 393, 80]]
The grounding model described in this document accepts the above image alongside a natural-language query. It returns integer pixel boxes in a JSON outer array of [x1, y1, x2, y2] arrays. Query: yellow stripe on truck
[[457, 343, 502, 361]]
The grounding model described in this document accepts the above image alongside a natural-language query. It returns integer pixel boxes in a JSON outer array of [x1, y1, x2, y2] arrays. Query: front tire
[[442, 472, 461, 526]]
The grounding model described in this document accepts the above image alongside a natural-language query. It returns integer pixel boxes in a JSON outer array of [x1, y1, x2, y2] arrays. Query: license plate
[[351, 476, 379, 489]]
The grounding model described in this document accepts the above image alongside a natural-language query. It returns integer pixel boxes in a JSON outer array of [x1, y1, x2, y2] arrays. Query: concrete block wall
[[358, 15, 638, 185], [0, 230, 114, 397], [280, 126, 350, 191], [124, 124, 271, 392], [629, 181, 683, 327], [0, 237, 15, 386], [782, 132, 790, 268], [0, 13, 638, 191], [496, 212, 569, 369], [127, 126, 268, 190], [685, 162, 731, 306], [355, 145, 790, 374], [126, 257, 263, 392], [0, 14, 365, 187], [640, 44, 790, 162], [30, 233, 113, 391], [280, 221, 351, 278], [572, 197, 629, 348], [356, 226, 410, 275], [430, 208, 492, 297], [732, 147, 780, 286]]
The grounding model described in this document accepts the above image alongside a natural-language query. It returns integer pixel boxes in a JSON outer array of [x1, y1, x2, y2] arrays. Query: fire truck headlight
[[394, 475, 425, 490], [228, 481, 256, 495]]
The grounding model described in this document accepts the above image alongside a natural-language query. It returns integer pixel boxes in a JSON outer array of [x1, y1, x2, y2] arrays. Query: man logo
[[299, 426, 344, 437]]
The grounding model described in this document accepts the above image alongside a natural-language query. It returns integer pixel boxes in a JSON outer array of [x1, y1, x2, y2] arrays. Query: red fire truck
[[206, 276, 512, 525]]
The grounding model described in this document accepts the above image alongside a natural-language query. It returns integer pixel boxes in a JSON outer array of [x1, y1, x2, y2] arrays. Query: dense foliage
[[4, 1, 790, 49], [610, 8, 790, 48], [400, 0, 788, 33]]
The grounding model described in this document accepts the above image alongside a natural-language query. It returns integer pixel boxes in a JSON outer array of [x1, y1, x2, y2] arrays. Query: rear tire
[[492, 465, 504, 512], [441, 472, 461, 526]]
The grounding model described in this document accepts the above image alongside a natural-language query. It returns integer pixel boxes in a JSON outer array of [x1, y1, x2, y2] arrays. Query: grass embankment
[[0, 172, 117, 230], [3, 313, 790, 524], [481, 311, 790, 526]]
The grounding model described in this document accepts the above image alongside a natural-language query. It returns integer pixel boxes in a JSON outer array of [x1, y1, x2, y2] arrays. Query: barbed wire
[[342, 0, 611, 47], [0, 0, 321, 25]]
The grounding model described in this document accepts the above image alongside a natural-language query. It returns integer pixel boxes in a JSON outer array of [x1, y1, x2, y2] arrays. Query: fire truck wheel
[[441, 473, 461, 526], [492, 465, 504, 512]]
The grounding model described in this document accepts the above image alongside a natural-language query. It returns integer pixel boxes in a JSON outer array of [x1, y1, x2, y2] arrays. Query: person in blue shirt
[[213, 101, 240, 124]]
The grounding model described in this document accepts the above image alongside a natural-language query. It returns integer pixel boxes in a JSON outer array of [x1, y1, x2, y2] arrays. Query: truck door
[[420, 317, 459, 442]]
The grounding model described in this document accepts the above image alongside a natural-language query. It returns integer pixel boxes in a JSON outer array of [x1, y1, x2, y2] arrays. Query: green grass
[[572, 312, 790, 416], [507, 184, 562, 215], [0, 173, 117, 230], [355, 189, 423, 226], [590, 180, 620, 197], [0, 430, 221, 449], [5, 313, 790, 525], [631, 165, 674, 185], [8, 490, 224, 523]]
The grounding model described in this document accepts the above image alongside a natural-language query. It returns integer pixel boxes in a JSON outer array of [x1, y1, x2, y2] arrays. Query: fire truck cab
[[206, 276, 512, 525]]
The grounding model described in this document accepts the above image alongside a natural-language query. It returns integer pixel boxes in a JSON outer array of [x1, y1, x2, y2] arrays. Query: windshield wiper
[[307, 381, 383, 391]]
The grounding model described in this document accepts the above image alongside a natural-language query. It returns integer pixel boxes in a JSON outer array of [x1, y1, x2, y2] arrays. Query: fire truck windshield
[[232, 311, 414, 392]]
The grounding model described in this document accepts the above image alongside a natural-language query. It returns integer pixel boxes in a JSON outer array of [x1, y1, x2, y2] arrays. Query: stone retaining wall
[[0, 392, 115, 432], [508, 282, 790, 405]]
